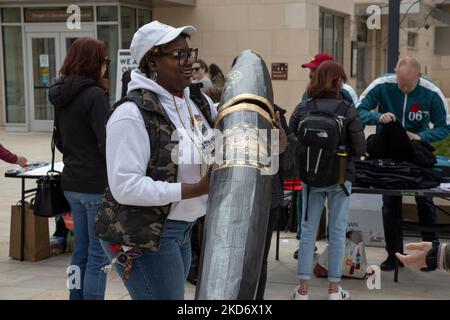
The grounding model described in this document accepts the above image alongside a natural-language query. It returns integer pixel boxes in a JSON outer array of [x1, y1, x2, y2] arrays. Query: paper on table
[[439, 183, 450, 192], [18, 162, 64, 177]]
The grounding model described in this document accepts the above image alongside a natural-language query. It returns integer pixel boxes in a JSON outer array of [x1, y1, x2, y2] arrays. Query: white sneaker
[[291, 286, 309, 300], [328, 286, 351, 300]]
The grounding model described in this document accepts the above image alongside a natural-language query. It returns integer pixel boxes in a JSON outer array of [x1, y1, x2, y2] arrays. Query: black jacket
[[354, 159, 440, 189], [367, 121, 437, 168], [49, 75, 109, 193], [289, 92, 366, 182]]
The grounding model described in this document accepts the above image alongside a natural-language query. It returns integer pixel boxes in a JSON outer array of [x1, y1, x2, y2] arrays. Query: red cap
[[301, 53, 334, 69]]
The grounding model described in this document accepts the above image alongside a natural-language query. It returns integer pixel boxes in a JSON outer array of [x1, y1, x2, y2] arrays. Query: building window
[[121, 6, 137, 49], [408, 32, 418, 49], [1, 7, 21, 23], [319, 9, 345, 64], [356, 16, 368, 42], [97, 6, 118, 22], [96, 5, 119, 105], [435, 27, 450, 55], [31, 38, 56, 121], [2, 25, 25, 123], [138, 8, 152, 27], [98, 25, 119, 106]]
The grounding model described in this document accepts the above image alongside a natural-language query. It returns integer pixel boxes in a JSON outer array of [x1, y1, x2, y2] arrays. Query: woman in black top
[[49, 37, 110, 300]]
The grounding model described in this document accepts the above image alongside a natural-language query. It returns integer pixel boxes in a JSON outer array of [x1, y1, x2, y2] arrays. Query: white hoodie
[[106, 69, 217, 222]]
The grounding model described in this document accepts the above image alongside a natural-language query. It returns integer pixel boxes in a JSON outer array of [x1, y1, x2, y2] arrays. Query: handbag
[[33, 127, 71, 217], [314, 231, 368, 279], [10, 200, 50, 261]]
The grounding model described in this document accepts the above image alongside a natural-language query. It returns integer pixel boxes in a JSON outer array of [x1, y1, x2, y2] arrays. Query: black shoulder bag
[[33, 127, 71, 217]]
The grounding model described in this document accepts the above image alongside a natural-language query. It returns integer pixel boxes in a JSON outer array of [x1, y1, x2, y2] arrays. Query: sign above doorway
[[24, 7, 94, 23]]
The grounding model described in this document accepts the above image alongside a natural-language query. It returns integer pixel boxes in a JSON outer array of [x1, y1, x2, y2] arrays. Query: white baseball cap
[[130, 20, 197, 65]]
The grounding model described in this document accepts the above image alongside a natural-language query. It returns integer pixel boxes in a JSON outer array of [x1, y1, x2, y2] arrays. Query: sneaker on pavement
[[328, 286, 351, 300], [291, 286, 309, 300]]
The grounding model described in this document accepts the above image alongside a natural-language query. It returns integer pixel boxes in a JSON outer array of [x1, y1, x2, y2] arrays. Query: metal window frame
[[319, 8, 346, 64], [0, 2, 152, 128], [0, 7, 27, 127]]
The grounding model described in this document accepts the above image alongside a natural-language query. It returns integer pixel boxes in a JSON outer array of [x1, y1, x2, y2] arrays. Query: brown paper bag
[[9, 202, 50, 261]]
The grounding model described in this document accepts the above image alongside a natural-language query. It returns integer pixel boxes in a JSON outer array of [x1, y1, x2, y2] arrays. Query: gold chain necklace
[[173, 95, 207, 177], [184, 96, 196, 132]]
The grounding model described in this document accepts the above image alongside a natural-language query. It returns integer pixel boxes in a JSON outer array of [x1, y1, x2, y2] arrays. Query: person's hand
[[395, 242, 432, 269], [379, 112, 396, 124], [274, 111, 287, 154], [197, 167, 212, 195], [406, 131, 422, 141], [15, 156, 28, 168], [181, 167, 212, 200]]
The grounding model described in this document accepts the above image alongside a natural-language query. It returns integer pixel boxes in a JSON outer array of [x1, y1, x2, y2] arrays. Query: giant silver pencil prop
[[196, 50, 276, 300]]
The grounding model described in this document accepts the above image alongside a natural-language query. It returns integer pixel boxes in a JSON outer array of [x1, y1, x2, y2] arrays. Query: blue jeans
[[297, 182, 351, 283], [296, 192, 303, 240], [64, 191, 110, 300], [101, 219, 194, 300]]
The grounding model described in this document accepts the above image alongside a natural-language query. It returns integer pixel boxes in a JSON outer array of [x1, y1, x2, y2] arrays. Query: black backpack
[[296, 99, 350, 189]]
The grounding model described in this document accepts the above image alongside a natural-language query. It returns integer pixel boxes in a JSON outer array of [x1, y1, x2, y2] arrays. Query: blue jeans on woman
[[296, 191, 303, 240], [297, 181, 351, 283], [101, 219, 194, 300], [64, 191, 110, 300]]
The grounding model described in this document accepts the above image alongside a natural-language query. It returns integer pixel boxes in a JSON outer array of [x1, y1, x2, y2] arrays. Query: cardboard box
[[348, 194, 385, 247], [347, 195, 450, 246]]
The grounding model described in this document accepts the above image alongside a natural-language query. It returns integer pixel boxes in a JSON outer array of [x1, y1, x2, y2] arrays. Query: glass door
[[27, 31, 95, 131], [60, 32, 95, 60], [27, 33, 60, 131]]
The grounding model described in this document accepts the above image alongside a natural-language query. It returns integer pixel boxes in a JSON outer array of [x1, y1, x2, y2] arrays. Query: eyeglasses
[[158, 48, 198, 66], [192, 67, 201, 72]]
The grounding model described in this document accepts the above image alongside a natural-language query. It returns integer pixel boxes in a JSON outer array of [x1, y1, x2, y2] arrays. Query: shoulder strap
[[306, 99, 340, 119], [307, 98, 318, 112], [49, 127, 57, 173], [328, 99, 351, 119], [311, 99, 319, 111], [339, 99, 353, 114]]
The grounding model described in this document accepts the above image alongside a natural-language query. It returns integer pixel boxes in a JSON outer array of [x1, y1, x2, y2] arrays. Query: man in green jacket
[[357, 56, 450, 271]]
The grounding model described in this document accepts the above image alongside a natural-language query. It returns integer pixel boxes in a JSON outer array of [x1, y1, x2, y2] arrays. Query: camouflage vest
[[93, 84, 214, 251]]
